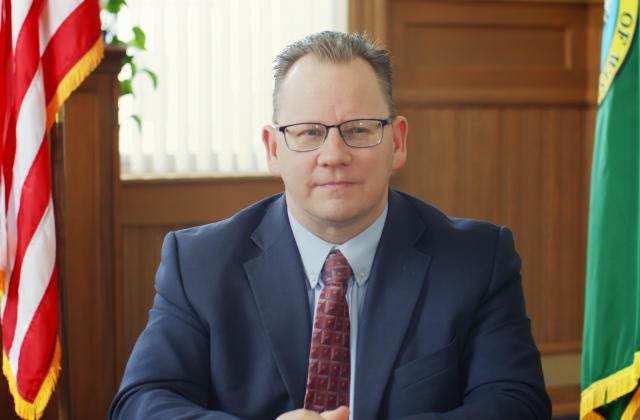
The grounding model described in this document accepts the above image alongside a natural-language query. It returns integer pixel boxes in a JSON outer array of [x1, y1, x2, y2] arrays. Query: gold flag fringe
[[621, 386, 640, 420], [46, 37, 104, 130], [581, 351, 640, 419], [582, 411, 605, 420], [0, 271, 4, 298], [2, 339, 61, 419]]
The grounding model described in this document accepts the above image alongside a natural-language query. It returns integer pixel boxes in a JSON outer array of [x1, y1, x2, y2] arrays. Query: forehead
[[276, 55, 388, 122]]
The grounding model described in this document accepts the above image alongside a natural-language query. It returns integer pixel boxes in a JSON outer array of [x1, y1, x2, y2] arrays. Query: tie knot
[[323, 250, 351, 287]]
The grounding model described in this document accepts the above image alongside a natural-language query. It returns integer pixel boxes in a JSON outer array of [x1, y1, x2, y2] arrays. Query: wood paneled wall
[[55, 53, 122, 420]]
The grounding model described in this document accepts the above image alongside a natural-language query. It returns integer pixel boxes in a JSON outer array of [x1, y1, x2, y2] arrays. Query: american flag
[[0, 1, 102, 418]]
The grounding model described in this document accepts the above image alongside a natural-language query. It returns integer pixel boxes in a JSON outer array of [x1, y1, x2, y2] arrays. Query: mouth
[[317, 181, 356, 188]]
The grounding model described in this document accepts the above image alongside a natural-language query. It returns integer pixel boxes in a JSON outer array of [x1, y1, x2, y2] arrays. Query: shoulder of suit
[[171, 193, 283, 244], [390, 191, 513, 263], [391, 189, 503, 236]]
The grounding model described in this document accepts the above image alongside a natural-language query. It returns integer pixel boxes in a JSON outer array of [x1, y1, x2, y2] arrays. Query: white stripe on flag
[[38, 0, 84, 53], [8, 199, 56, 379], [11, 0, 35, 50]]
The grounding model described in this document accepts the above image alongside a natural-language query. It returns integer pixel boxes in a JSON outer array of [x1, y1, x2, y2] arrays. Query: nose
[[317, 126, 352, 166]]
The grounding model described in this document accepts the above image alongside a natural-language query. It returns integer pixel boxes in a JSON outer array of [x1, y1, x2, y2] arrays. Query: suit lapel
[[355, 191, 432, 420], [243, 196, 311, 408]]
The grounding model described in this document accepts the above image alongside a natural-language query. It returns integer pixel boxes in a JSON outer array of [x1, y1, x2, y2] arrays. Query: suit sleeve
[[396, 227, 551, 420], [109, 232, 243, 420]]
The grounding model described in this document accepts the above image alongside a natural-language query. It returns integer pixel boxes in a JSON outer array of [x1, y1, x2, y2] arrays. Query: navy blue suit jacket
[[110, 190, 551, 419]]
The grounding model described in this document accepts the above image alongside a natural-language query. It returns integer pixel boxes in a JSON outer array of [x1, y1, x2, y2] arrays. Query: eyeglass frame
[[274, 117, 395, 152]]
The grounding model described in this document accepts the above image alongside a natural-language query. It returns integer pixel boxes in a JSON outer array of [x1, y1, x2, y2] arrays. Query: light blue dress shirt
[[287, 206, 388, 418]]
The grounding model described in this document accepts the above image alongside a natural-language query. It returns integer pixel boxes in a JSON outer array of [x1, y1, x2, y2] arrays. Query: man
[[110, 31, 551, 419]]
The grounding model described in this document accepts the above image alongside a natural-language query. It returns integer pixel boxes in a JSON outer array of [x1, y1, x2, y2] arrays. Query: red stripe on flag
[[3, 0, 44, 208], [0, 0, 13, 155], [2, 134, 52, 352], [11, 0, 44, 116], [41, 0, 101, 103], [2, 114, 15, 209], [16, 267, 57, 402]]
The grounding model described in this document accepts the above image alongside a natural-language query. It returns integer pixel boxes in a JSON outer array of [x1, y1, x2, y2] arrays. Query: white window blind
[[113, 0, 348, 179]]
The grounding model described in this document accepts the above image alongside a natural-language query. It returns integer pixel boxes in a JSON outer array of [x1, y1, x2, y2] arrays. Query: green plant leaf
[[131, 114, 142, 132], [119, 55, 137, 77], [105, 3, 119, 13], [101, 0, 157, 104], [109, 35, 126, 47], [142, 69, 158, 89], [105, 0, 126, 14], [120, 79, 134, 96], [130, 26, 146, 50]]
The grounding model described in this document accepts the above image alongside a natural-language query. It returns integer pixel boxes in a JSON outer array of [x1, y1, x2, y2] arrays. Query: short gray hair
[[272, 31, 396, 121]]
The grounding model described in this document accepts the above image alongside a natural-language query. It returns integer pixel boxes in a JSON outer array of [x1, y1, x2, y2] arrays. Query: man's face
[[262, 55, 408, 242]]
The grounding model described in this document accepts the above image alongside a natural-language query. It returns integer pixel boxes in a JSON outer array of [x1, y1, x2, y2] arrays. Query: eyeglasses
[[275, 117, 393, 152]]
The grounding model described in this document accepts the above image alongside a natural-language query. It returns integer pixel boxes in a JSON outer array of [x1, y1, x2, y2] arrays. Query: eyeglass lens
[[284, 119, 383, 151]]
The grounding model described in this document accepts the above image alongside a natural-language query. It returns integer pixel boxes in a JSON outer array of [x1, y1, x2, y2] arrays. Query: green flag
[[581, 1, 640, 419]]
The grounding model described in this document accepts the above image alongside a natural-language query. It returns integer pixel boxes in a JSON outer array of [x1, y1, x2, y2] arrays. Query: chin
[[314, 206, 367, 227]]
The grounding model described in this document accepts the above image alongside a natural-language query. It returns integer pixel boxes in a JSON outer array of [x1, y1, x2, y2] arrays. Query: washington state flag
[[580, 0, 640, 419]]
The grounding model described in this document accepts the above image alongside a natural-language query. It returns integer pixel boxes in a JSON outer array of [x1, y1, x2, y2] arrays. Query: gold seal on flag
[[598, 0, 639, 104]]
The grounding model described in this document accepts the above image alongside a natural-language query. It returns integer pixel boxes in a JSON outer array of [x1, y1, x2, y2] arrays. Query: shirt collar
[[288, 206, 388, 288]]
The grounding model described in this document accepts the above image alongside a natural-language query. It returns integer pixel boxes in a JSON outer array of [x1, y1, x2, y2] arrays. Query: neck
[[308, 224, 364, 245]]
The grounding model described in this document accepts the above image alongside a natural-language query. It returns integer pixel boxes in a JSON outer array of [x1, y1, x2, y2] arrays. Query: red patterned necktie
[[304, 250, 352, 412]]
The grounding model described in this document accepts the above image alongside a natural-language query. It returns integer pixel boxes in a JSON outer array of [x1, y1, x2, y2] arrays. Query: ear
[[262, 125, 281, 176], [391, 115, 408, 170]]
